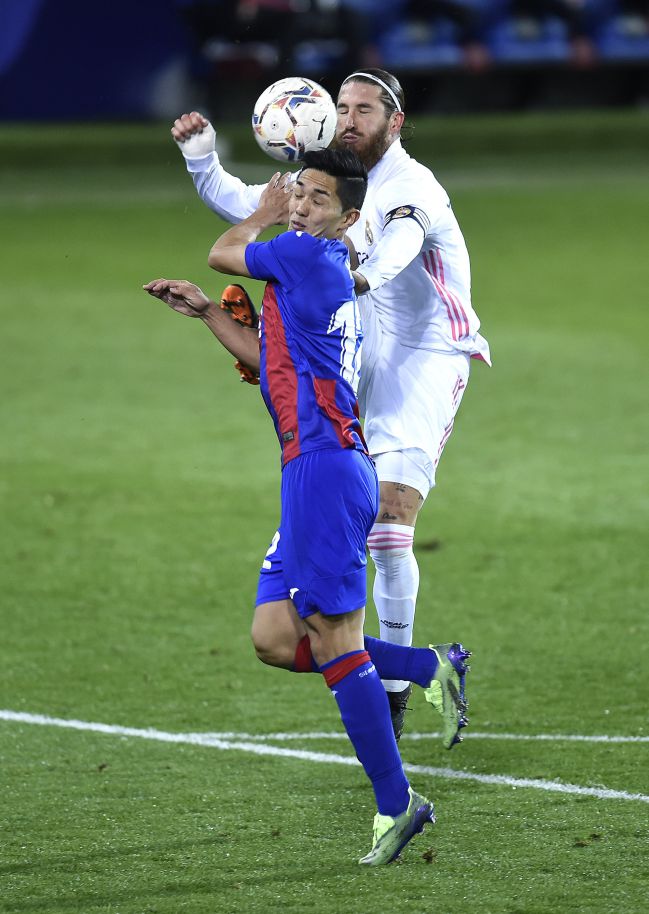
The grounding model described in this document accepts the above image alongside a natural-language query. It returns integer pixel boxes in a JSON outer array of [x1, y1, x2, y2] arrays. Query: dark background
[[2, 0, 649, 120]]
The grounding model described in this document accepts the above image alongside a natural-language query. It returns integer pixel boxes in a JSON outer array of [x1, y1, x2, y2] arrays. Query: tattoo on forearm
[[381, 512, 398, 521]]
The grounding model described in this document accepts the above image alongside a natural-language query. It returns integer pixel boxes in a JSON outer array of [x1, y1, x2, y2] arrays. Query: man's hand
[[208, 171, 292, 276], [344, 234, 359, 270], [257, 171, 293, 226], [143, 279, 211, 318], [352, 270, 370, 295], [171, 112, 216, 158]]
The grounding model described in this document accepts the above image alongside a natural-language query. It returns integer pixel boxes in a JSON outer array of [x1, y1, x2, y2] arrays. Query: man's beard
[[333, 125, 392, 171]]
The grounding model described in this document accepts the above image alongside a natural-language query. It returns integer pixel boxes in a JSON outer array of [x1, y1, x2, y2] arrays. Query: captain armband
[[383, 205, 430, 235]]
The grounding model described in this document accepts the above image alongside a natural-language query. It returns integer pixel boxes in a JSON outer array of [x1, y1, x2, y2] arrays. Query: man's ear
[[390, 111, 405, 136], [342, 208, 361, 230]]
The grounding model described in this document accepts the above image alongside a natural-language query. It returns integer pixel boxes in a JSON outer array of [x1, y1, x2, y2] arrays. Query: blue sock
[[321, 650, 410, 817], [363, 636, 438, 688], [294, 634, 437, 687]]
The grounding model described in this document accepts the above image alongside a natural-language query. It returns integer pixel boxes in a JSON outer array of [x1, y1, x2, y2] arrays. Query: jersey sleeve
[[356, 216, 425, 292], [356, 173, 448, 292], [245, 231, 315, 288], [184, 151, 266, 223]]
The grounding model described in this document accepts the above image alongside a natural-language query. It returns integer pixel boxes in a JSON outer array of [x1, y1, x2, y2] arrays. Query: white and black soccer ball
[[252, 77, 336, 163]]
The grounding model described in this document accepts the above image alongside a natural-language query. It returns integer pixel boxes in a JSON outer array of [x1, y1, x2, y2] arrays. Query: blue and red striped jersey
[[245, 230, 367, 466]]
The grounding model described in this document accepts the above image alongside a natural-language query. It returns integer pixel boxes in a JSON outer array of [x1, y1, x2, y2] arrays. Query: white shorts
[[360, 344, 471, 500], [373, 448, 435, 500]]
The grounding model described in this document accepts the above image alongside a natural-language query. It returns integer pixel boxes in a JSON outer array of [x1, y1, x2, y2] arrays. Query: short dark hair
[[299, 147, 368, 212], [342, 68, 405, 118]]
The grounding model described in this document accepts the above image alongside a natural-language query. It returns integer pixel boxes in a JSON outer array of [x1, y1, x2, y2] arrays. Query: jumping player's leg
[[251, 535, 472, 751], [368, 455, 431, 738], [277, 447, 436, 859], [368, 354, 472, 737], [303, 605, 411, 817], [370, 473, 426, 683]]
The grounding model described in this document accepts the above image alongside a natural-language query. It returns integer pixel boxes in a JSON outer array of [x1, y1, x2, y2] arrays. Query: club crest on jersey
[[365, 221, 374, 245], [389, 205, 415, 220], [384, 204, 430, 233]]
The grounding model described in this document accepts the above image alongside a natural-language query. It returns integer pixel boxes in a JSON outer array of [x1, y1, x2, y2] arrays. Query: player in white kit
[[171, 69, 490, 740]]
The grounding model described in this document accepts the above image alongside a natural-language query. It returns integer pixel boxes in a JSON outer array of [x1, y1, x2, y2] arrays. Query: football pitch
[[1, 112, 648, 913]]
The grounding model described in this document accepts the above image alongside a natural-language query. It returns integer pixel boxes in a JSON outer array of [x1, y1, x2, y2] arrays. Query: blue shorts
[[256, 448, 379, 619]]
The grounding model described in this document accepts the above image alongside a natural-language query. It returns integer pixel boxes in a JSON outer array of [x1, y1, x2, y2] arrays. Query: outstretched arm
[[172, 111, 267, 223], [142, 279, 260, 371]]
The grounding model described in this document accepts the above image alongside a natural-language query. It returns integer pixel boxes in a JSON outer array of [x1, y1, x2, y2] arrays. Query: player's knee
[[250, 615, 287, 667], [250, 616, 272, 664], [368, 524, 415, 576]]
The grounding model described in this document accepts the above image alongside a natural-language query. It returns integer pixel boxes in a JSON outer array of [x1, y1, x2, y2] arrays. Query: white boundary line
[[195, 730, 649, 745], [2, 710, 647, 805]]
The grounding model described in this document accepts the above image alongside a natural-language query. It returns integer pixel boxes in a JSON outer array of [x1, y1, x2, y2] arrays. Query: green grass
[[1, 114, 648, 913]]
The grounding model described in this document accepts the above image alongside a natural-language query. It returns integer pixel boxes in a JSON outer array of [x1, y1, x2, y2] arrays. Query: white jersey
[[183, 140, 490, 464], [347, 140, 489, 361]]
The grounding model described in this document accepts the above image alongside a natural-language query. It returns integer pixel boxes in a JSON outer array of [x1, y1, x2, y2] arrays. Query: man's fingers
[[171, 111, 209, 141], [143, 278, 170, 293]]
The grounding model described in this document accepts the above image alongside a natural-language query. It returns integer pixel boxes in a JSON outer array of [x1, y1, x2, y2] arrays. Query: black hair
[[299, 147, 368, 212], [342, 68, 406, 118]]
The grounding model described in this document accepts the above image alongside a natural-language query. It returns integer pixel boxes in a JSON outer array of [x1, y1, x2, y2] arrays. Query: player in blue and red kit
[[143, 149, 470, 865]]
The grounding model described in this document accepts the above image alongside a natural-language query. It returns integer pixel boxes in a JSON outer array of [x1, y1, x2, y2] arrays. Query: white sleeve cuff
[[184, 151, 218, 173]]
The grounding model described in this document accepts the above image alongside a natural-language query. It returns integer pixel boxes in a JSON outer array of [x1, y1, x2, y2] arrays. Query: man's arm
[[207, 172, 291, 276], [343, 234, 359, 270], [354, 217, 425, 294], [172, 112, 267, 224], [142, 279, 260, 371], [352, 271, 370, 295]]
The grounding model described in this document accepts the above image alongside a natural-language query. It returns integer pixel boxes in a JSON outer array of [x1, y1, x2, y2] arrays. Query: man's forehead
[[296, 169, 337, 195], [337, 80, 383, 106]]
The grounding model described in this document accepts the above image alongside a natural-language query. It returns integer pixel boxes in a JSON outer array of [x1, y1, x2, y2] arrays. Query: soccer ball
[[252, 77, 336, 163]]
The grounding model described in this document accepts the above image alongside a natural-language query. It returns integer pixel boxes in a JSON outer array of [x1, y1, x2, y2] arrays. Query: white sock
[[367, 522, 419, 692]]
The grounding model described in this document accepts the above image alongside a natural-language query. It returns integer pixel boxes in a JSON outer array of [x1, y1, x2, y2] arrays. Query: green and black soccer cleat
[[424, 642, 471, 749], [359, 787, 435, 866]]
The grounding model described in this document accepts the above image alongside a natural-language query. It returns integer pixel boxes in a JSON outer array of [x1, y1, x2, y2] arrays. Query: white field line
[[194, 730, 649, 745], [2, 710, 648, 805]]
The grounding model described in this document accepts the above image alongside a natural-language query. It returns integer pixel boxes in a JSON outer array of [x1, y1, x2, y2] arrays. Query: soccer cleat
[[387, 684, 412, 742], [233, 360, 260, 385], [359, 787, 435, 866], [424, 642, 472, 750], [220, 284, 259, 328], [220, 284, 260, 384]]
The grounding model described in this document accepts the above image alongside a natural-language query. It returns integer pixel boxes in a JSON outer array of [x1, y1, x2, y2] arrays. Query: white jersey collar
[[368, 138, 407, 185]]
